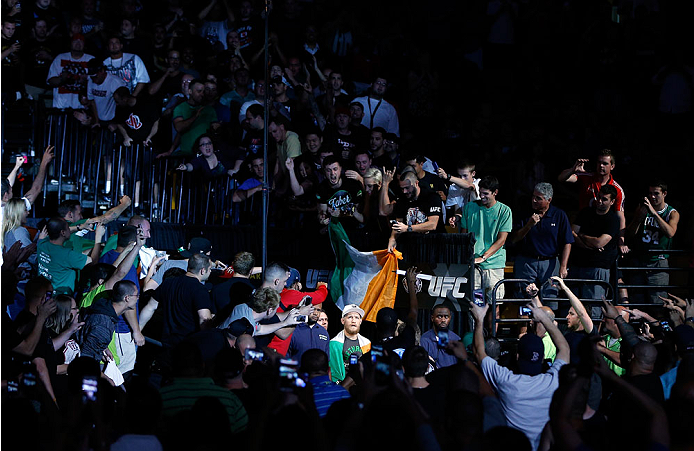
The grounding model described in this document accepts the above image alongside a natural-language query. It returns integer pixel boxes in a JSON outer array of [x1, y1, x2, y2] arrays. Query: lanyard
[[367, 96, 382, 129]]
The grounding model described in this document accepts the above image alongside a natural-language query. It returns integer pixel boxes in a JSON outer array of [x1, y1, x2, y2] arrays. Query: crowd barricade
[[615, 249, 692, 307], [489, 278, 614, 341], [38, 111, 240, 224]]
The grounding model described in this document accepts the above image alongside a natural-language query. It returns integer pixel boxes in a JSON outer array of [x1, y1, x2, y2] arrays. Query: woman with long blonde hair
[[1, 198, 37, 284]]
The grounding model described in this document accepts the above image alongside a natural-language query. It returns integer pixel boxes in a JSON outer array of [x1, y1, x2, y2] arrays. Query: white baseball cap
[[342, 304, 365, 318]]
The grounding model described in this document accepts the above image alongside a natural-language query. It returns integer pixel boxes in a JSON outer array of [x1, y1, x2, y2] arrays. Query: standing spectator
[[147, 49, 184, 102], [103, 35, 150, 97], [22, 19, 57, 102], [143, 254, 215, 350], [175, 134, 239, 179], [454, 176, 512, 304], [1, 17, 22, 99], [352, 76, 400, 136], [46, 34, 94, 109], [626, 180, 680, 303], [437, 160, 480, 224], [210, 251, 258, 319], [1, 198, 38, 290], [316, 156, 365, 230], [76, 280, 138, 364], [420, 304, 460, 369], [509, 183, 573, 297], [387, 171, 445, 252], [86, 59, 125, 125], [328, 304, 371, 383], [558, 150, 627, 253], [471, 300, 569, 451], [1, 146, 54, 216], [119, 17, 152, 69], [168, 79, 218, 157], [37, 218, 104, 294], [570, 185, 621, 303]]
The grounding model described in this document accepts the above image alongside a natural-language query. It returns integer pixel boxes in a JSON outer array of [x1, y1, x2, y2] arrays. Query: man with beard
[[329, 304, 371, 383], [103, 35, 150, 97], [387, 171, 445, 252], [316, 156, 364, 230], [419, 304, 460, 369]]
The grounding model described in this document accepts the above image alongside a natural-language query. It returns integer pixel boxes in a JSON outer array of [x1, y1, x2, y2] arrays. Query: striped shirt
[[159, 377, 248, 433], [309, 374, 351, 417]]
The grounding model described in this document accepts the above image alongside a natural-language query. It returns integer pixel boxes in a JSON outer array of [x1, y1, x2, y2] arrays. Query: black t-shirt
[[378, 324, 416, 355], [394, 189, 446, 233], [571, 207, 620, 269], [211, 277, 257, 318], [154, 275, 213, 348], [316, 178, 365, 229], [22, 38, 57, 87], [189, 152, 236, 179], [419, 172, 448, 196], [184, 328, 231, 368], [241, 129, 264, 160], [13, 310, 57, 384], [150, 70, 184, 102], [114, 101, 160, 143]]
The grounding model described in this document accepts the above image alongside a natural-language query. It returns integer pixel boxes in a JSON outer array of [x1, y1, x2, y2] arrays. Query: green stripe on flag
[[328, 222, 354, 308]]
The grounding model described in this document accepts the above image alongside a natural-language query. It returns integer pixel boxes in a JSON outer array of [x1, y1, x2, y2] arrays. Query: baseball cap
[[285, 267, 301, 288], [179, 237, 212, 258], [225, 318, 254, 339], [71, 33, 86, 42], [517, 334, 544, 376], [342, 304, 365, 318]]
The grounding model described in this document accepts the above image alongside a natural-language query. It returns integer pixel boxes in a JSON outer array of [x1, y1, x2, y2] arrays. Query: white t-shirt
[[87, 74, 125, 121], [46, 52, 95, 109], [103, 53, 151, 93], [481, 356, 566, 451], [446, 177, 480, 210]]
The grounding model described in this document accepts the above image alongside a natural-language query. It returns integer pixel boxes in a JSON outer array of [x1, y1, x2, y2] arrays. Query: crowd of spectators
[[1, 0, 693, 450]]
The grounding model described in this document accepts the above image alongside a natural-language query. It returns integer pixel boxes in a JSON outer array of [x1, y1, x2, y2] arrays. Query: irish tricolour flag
[[328, 222, 402, 322]]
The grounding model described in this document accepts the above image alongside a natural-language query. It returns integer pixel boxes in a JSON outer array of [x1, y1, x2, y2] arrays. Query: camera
[[295, 315, 307, 323], [81, 375, 98, 403], [660, 321, 673, 332], [519, 306, 533, 317], [278, 359, 307, 392], [244, 348, 265, 362], [437, 329, 449, 347], [390, 220, 397, 225], [473, 289, 486, 307]]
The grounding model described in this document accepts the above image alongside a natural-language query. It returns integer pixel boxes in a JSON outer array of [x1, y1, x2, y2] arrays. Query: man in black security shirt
[[316, 155, 364, 230], [388, 171, 445, 252]]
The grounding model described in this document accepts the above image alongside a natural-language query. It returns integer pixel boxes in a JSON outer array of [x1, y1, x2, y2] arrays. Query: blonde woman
[[1, 198, 43, 284]]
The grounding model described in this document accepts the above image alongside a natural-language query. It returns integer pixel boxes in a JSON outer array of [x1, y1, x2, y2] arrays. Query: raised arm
[[7, 156, 24, 187], [530, 302, 570, 363], [24, 146, 55, 205], [379, 167, 396, 216], [558, 159, 589, 184], [552, 276, 593, 333], [469, 301, 489, 361]]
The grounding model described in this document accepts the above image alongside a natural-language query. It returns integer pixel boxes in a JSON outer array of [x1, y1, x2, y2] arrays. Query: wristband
[[407, 225, 413, 232]]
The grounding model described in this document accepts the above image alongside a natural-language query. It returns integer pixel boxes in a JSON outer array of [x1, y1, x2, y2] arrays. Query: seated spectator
[[301, 349, 351, 417]]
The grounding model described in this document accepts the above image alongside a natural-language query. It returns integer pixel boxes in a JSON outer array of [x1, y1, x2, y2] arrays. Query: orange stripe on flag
[[362, 249, 402, 322]]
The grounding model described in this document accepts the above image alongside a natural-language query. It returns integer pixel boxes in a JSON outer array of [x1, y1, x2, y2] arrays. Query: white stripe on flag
[[334, 241, 380, 310]]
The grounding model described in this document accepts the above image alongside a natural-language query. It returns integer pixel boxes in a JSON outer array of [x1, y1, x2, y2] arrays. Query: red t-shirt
[[577, 174, 625, 212], [267, 285, 328, 356]]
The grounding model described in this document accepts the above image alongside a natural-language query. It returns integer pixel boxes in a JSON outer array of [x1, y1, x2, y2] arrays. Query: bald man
[[625, 342, 664, 403]]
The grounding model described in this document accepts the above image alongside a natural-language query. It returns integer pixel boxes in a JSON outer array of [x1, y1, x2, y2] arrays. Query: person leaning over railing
[[175, 134, 241, 179]]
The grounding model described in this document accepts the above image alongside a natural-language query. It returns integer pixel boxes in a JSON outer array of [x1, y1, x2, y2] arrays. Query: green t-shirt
[[277, 131, 301, 164], [37, 238, 89, 292], [64, 219, 94, 253], [603, 334, 625, 377], [172, 102, 218, 155], [460, 200, 513, 269], [541, 333, 557, 362]]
